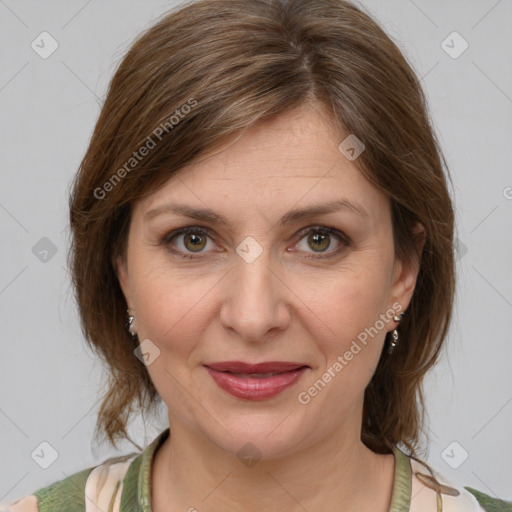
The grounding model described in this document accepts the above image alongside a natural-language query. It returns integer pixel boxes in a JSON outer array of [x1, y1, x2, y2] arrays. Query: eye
[[164, 227, 215, 258], [293, 226, 349, 259], [162, 225, 349, 260]]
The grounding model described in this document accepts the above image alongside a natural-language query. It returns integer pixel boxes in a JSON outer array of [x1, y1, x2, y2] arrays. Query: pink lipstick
[[204, 361, 309, 400]]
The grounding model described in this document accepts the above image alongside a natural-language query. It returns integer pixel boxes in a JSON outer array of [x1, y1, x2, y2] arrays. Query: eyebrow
[[144, 199, 368, 228]]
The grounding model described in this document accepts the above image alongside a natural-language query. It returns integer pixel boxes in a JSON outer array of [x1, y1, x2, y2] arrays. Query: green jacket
[[2, 428, 511, 511]]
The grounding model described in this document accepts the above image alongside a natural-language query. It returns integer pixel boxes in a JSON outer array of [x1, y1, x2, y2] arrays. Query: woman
[[4, 0, 510, 510]]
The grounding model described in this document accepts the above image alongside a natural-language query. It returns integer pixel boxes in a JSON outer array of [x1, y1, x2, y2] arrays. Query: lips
[[205, 361, 308, 374], [204, 361, 309, 400]]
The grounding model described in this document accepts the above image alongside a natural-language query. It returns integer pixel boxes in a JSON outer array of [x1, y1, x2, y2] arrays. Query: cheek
[[297, 263, 392, 341], [130, 260, 220, 357], [130, 267, 217, 412], [294, 265, 393, 404]]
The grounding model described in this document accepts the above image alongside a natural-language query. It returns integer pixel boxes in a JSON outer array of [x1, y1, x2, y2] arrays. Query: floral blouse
[[2, 428, 511, 511]]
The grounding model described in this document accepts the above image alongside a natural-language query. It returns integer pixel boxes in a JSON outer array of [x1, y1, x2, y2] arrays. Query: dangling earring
[[125, 308, 137, 340], [388, 312, 405, 354]]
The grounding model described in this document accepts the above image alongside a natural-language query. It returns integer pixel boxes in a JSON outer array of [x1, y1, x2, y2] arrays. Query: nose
[[219, 246, 291, 343]]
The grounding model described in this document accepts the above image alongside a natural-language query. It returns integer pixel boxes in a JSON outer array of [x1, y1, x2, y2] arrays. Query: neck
[[151, 419, 395, 512]]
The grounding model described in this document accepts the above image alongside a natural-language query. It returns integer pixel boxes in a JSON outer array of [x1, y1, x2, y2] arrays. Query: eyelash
[[161, 225, 350, 260]]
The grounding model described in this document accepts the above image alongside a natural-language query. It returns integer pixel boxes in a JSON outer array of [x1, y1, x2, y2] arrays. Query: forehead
[[134, 103, 388, 223], [186, 103, 349, 180]]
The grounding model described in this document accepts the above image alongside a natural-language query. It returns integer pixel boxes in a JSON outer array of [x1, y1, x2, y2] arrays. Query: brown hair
[[68, 0, 455, 456]]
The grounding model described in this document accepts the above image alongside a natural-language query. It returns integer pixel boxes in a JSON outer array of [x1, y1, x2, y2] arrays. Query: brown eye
[[294, 226, 349, 259], [182, 231, 207, 252], [163, 225, 349, 260], [165, 227, 213, 257], [307, 232, 331, 252]]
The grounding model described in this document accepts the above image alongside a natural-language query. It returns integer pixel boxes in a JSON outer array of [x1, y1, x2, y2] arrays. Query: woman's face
[[116, 102, 420, 459]]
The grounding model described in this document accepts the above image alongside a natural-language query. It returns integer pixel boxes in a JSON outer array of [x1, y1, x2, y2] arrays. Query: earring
[[125, 308, 137, 340], [388, 312, 405, 354]]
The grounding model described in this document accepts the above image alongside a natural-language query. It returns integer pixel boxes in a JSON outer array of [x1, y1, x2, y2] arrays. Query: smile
[[204, 361, 309, 400]]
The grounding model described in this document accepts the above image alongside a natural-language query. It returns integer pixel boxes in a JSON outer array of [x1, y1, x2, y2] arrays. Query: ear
[[389, 222, 426, 314], [114, 254, 132, 308]]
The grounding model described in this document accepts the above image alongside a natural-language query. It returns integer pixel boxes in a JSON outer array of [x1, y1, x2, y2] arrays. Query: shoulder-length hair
[[69, 0, 455, 455]]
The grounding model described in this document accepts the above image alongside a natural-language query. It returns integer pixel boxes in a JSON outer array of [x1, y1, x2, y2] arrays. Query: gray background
[[1, 0, 511, 506]]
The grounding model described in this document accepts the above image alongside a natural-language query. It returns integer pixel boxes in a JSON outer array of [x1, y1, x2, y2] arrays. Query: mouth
[[205, 361, 309, 373], [203, 361, 310, 400]]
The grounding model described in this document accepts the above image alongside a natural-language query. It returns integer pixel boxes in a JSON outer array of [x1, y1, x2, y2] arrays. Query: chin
[[194, 411, 311, 463]]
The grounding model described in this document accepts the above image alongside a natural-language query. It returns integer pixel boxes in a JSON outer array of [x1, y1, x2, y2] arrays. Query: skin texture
[[116, 102, 424, 512]]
